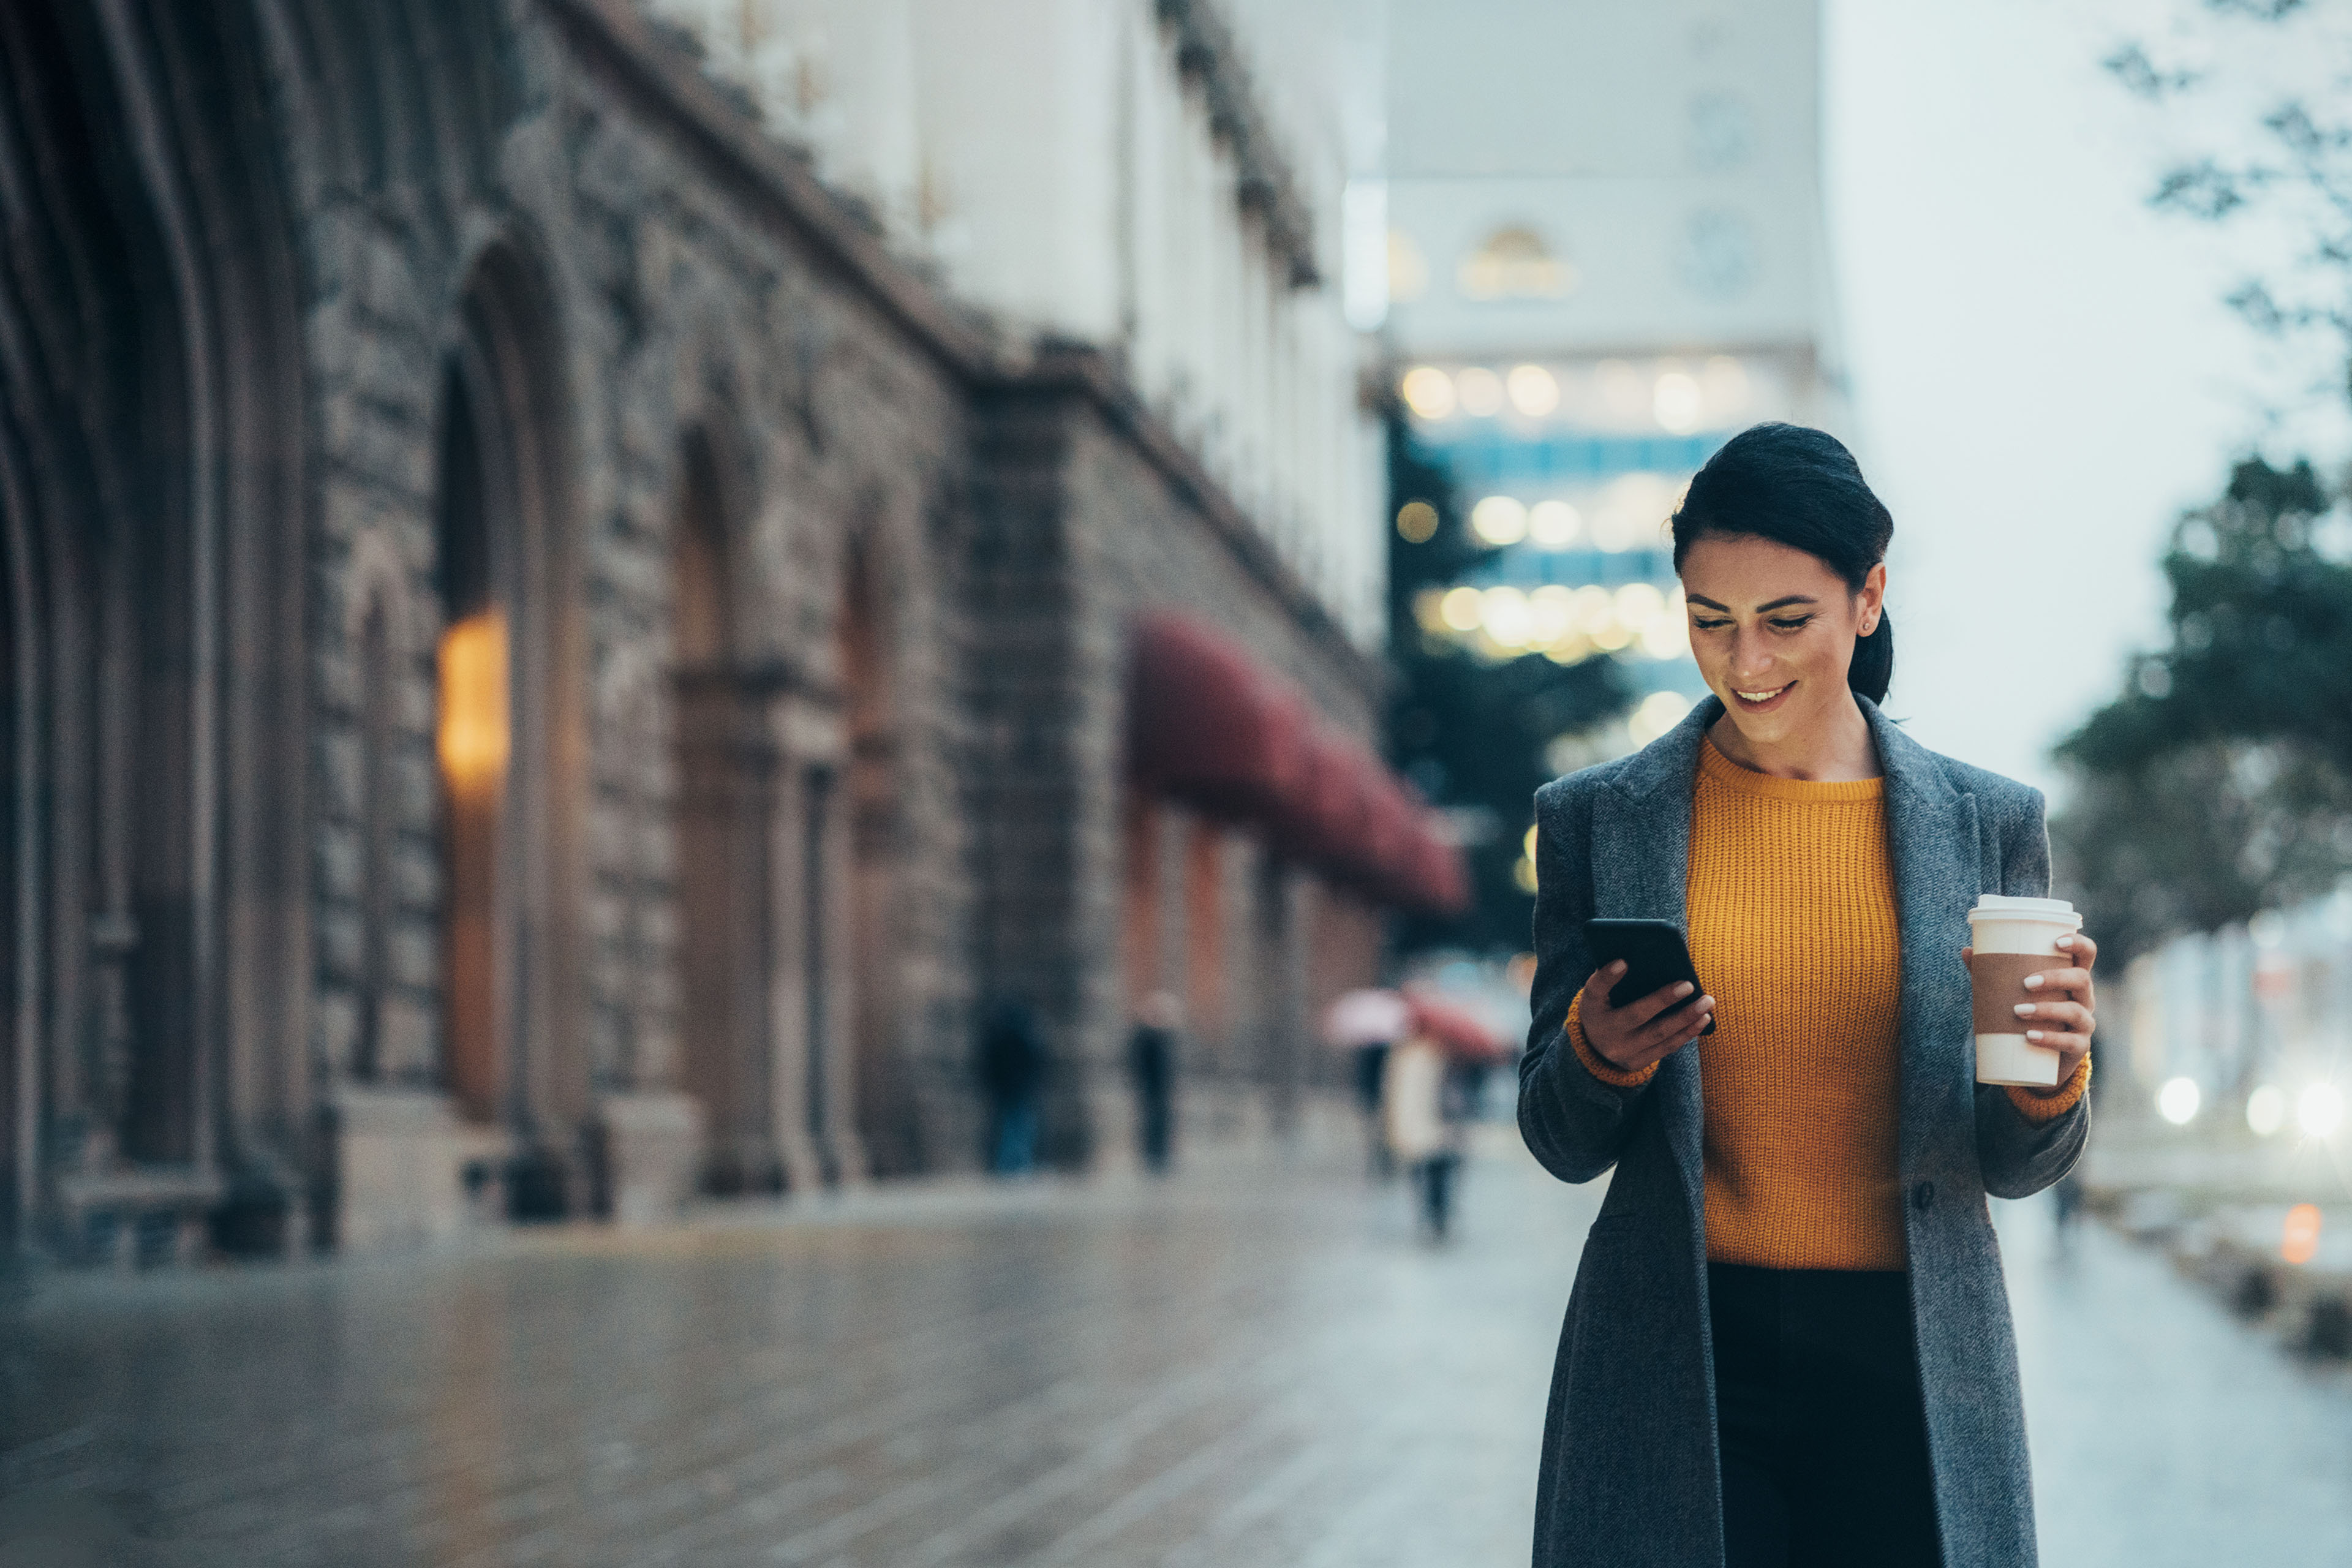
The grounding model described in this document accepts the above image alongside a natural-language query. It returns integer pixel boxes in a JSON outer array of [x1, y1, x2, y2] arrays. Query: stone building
[[0, 0, 1461, 1264]]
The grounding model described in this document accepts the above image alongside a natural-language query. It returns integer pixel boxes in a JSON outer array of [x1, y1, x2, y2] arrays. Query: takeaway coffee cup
[[1966, 895, 2082, 1087]]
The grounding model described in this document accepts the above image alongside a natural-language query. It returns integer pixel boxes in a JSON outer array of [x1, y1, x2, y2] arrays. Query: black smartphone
[[1583, 918, 1716, 1035]]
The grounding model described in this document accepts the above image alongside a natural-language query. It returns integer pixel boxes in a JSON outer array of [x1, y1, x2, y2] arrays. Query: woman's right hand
[[1577, 962, 1715, 1074]]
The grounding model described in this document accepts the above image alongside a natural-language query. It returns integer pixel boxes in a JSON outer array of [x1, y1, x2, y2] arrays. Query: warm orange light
[[438, 611, 509, 797], [2283, 1202, 2323, 1265]]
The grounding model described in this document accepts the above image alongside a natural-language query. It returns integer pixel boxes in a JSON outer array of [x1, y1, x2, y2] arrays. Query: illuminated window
[[437, 611, 510, 799]]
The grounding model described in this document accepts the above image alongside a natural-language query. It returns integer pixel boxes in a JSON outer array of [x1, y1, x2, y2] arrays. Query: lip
[[1731, 680, 1796, 714]]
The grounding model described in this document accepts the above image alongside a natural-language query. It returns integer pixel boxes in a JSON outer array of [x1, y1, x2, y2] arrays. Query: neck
[[1708, 689, 1880, 782]]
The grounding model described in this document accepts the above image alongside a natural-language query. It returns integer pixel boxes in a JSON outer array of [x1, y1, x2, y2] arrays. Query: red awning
[[1129, 612, 1308, 821], [1128, 611, 1471, 918]]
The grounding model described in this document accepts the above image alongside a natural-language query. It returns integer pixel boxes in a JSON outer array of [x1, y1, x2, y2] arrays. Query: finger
[[2054, 932, 2099, 972], [2021, 967, 2092, 998], [1624, 981, 1699, 1028], [1960, 945, 1973, 963], [1578, 964, 1630, 1019], [1634, 994, 1714, 1048], [2022, 1029, 2091, 1062], [2014, 999, 2094, 1034]]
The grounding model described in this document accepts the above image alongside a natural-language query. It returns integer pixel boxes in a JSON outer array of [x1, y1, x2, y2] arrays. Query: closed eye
[[1691, 616, 1732, 631], [1769, 616, 1814, 632]]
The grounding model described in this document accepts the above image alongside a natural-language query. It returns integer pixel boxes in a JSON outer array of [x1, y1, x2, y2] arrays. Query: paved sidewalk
[[6, 1133, 2352, 1566], [0, 1131, 1593, 1567], [2001, 1193, 2352, 1567]]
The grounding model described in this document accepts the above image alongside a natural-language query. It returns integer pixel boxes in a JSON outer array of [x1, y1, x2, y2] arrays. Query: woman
[[1518, 423, 2094, 1568]]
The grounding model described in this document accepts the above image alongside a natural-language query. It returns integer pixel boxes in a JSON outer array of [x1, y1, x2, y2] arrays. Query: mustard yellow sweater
[[1570, 736, 2089, 1270]]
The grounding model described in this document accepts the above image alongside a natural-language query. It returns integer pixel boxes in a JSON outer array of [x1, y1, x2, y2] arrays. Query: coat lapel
[[1594, 699, 1716, 1214], [1865, 701, 1980, 1180]]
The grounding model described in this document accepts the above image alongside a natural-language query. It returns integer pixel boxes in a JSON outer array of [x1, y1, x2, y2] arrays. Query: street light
[[2299, 1083, 2345, 1139], [2157, 1076, 2201, 1126]]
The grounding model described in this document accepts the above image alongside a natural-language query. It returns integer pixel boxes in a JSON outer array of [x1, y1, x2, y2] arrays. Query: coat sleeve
[[1517, 776, 1654, 1183], [1972, 785, 2092, 1199]]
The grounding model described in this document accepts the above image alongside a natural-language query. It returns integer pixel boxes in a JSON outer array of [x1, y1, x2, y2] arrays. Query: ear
[[1856, 562, 1888, 635]]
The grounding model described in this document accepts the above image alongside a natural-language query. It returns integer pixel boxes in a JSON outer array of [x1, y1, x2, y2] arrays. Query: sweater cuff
[[1567, 993, 1659, 1089], [2005, 1054, 2090, 1125]]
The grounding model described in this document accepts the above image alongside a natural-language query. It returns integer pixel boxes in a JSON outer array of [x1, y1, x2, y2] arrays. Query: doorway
[[671, 432, 774, 1192]]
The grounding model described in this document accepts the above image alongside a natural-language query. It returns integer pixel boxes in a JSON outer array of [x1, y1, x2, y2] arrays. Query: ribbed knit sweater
[[1569, 735, 2090, 1270]]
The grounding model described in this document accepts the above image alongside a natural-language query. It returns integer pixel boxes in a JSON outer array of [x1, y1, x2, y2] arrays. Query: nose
[[1727, 628, 1776, 684]]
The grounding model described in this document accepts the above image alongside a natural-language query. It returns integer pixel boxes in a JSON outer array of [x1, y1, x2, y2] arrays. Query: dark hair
[[1668, 422, 1895, 704]]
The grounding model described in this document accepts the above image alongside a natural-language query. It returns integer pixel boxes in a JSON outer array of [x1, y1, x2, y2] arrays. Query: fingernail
[[1698, 996, 1714, 1008], [1676, 982, 1694, 998], [2056, 936, 2075, 948], [2013, 1003, 2035, 1017], [2026, 1030, 2044, 1042], [2022, 974, 2044, 989]]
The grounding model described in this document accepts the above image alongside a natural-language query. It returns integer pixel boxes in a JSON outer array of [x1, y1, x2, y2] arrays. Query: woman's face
[[1679, 533, 1885, 747]]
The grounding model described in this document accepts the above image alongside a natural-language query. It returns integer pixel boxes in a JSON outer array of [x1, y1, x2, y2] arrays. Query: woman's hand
[[1962, 932, 2098, 1084], [1576, 962, 1716, 1074]]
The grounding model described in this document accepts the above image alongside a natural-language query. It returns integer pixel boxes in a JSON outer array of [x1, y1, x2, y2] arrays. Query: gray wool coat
[[1518, 695, 2089, 1568]]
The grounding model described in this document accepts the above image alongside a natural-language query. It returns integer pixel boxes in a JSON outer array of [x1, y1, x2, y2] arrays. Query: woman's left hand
[[1962, 932, 2097, 1084]]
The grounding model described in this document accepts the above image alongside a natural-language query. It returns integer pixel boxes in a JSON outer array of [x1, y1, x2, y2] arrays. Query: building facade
[[1373, 0, 1851, 801], [0, 0, 1452, 1265]]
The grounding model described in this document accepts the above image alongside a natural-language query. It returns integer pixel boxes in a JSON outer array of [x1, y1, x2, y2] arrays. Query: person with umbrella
[[1324, 987, 1412, 1179], [1384, 992, 1506, 1239]]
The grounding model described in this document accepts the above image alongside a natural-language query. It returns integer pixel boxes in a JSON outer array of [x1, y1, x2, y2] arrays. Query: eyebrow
[[1684, 594, 1820, 613]]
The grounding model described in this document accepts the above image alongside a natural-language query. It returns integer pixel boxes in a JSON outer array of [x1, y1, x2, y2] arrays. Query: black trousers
[[1708, 1262, 1943, 1568]]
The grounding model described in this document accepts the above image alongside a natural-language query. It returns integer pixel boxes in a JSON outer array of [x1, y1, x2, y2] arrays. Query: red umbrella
[[1404, 988, 1512, 1063]]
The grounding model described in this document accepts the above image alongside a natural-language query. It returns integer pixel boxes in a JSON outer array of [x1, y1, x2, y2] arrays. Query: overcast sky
[[1823, 0, 2345, 796]]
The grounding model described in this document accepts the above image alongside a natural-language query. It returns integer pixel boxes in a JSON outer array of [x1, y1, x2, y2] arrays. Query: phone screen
[[1584, 918, 1716, 1035]]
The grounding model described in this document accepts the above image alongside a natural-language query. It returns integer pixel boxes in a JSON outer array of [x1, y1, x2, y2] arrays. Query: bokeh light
[[1439, 586, 1483, 632], [1528, 499, 1580, 548], [2247, 1084, 2287, 1137], [2158, 1076, 2201, 1126], [1627, 690, 1692, 744], [1653, 371, 1703, 434], [1396, 499, 1439, 542], [2298, 1082, 2345, 1139], [1400, 366, 1455, 419], [1455, 366, 1505, 417], [1470, 496, 1528, 546], [2282, 1203, 2323, 1266], [1506, 364, 1560, 417]]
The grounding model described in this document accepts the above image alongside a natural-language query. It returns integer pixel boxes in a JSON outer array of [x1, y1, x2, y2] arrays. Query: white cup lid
[[1969, 894, 2080, 925]]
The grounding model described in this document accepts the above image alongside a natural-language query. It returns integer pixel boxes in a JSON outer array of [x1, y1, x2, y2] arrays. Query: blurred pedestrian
[[1353, 1039, 1393, 1180], [1384, 1027, 1462, 1240], [1128, 990, 1182, 1175], [976, 997, 1047, 1175], [1518, 426, 2097, 1568]]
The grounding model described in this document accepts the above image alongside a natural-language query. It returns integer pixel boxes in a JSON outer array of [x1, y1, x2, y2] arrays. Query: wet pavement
[[4, 1128, 2351, 1566]]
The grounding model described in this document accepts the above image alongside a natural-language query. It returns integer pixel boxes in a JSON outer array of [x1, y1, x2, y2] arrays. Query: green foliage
[[2106, 4, 2352, 398], [1382, 414, 1631, 955], [2054, 457, 2352, 962]]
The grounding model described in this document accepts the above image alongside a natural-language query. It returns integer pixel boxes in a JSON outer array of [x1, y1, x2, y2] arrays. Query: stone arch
[[0, 0, 311, 1259], [431, 227, 589, 1215]]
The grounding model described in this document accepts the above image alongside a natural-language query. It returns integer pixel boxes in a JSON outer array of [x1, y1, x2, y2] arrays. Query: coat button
[[1912, 1181, 1936, 1212]]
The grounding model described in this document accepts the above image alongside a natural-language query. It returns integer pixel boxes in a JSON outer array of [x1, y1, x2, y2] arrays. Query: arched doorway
[[435, 364, 503, 1121], [671, 430, 776, 1192], [840, 545, 908, 1174], [431, 244, 588, 1218], [0, 0, 309, 1259]]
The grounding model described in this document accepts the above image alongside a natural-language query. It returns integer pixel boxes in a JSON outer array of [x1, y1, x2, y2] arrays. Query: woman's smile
[[1731, 681, 1795, 712]]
